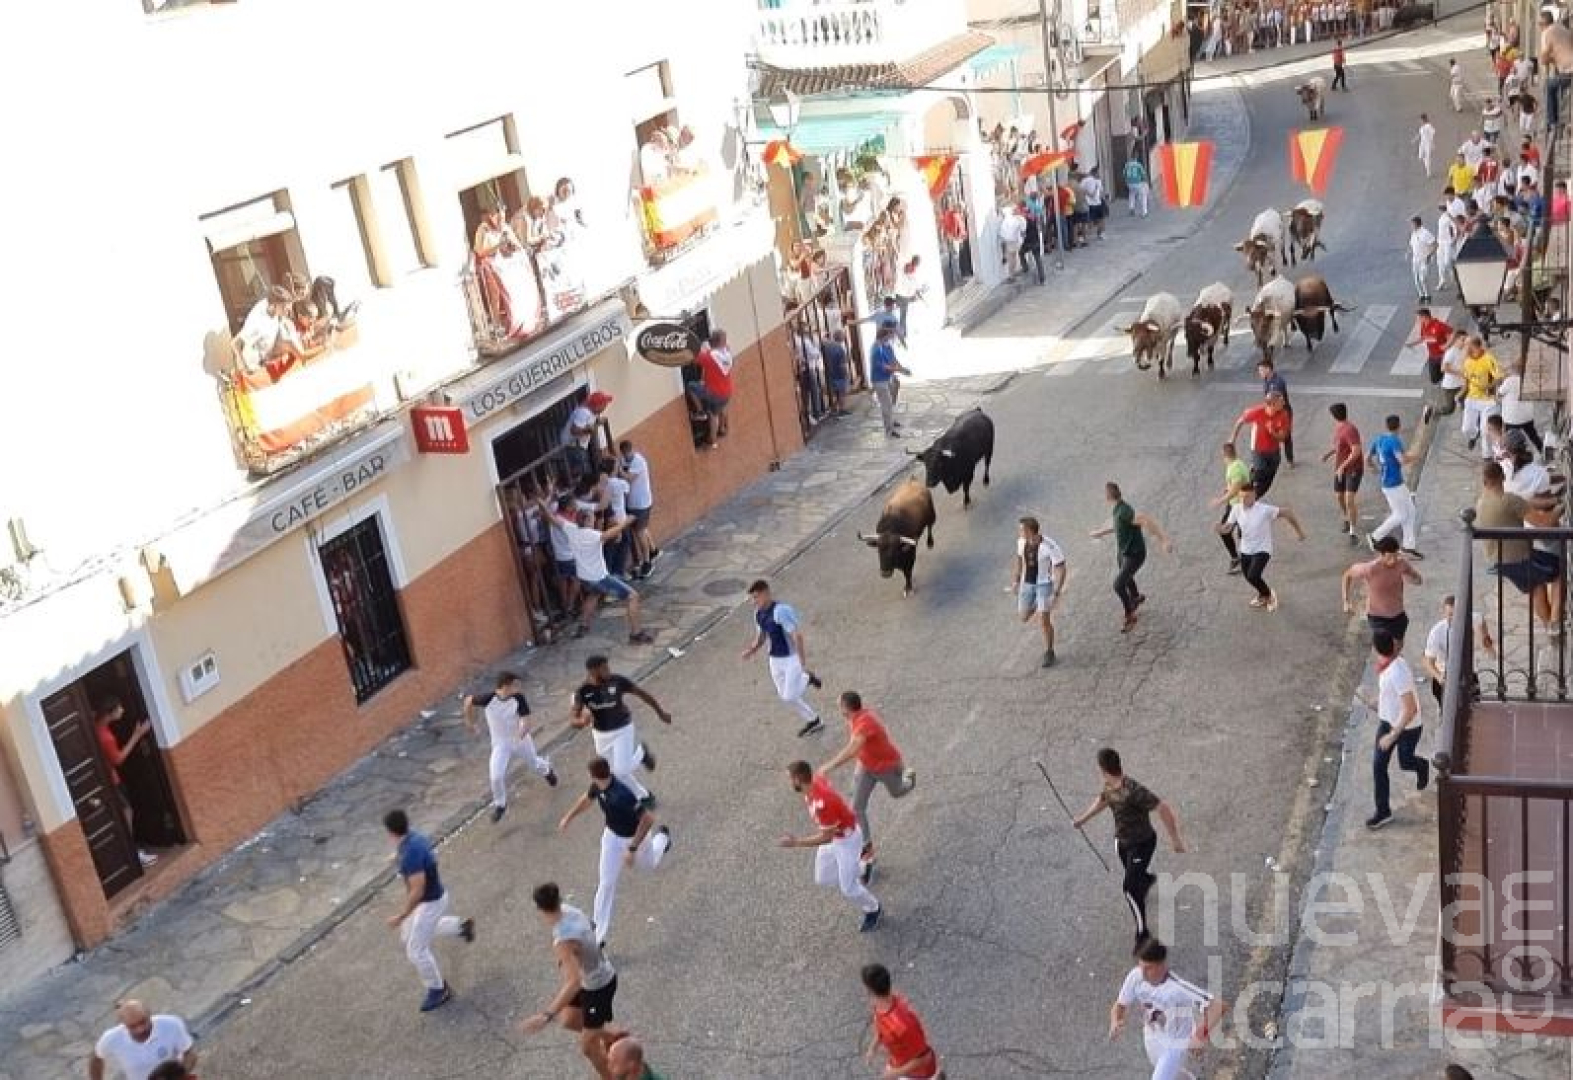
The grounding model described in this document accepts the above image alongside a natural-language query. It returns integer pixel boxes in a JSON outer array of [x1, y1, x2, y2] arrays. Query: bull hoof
[[1135, 360, 1151, 370]]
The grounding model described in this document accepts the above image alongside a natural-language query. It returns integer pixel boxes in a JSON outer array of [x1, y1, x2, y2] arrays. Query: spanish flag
[[914, 155, 959, 198], [762, 139, 802, 169], [1060, 120, 1085, 143], [1157, 140, 1214, 208], [1019, 150, 1074, 179], [1289, 127, 1343, 195]]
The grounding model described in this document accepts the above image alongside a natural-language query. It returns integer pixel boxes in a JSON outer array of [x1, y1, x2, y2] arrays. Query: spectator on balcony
[[639, 129, 674, 186], [686, 330, 734, 450], [234, 284, 305, 375], [1476, 459, 1562, 637], [473, 206, 541, 341], [1538, 9, 1573, 128], [562, 391, 613, 477]]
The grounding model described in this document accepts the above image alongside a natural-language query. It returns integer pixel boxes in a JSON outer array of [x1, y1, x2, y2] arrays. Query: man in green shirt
[[1089, 482, 1173, 632], [609, 1035, 666, 1080], [1209, 441, 1252, 575]]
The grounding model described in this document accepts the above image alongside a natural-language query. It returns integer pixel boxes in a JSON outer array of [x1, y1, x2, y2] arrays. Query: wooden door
[[40, 686, 140, 898]]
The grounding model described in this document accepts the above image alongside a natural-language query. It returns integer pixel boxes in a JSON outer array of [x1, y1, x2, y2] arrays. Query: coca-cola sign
[[635, 322, 702, 367]]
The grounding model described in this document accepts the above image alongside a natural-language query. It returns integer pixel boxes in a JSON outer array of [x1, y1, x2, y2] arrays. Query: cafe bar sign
[[634, 322, 702, 367], [448, 302, 629, 426]]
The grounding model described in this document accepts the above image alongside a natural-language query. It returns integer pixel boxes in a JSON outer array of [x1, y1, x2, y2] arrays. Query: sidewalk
[[0, 81, 1253, 1080]]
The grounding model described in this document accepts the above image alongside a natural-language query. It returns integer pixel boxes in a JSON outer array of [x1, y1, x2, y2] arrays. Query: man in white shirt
[[1459, 131, 1488, 167], [567, 510, 652, 644], [1497, 370, 1544, 451], [1110, 938, 1223, 1080], [998, 204, 1027, 276], [561, 391, 613, 477], [1414, 114, 1436, 177], [1359, 629, 1427, 829], [1080, 166, 1108, 240], [1011, 516, 1069, 668], [463, 671, 557, 823], [1435, 207, 1458, 291], [1407, 216, 1438, 302], [618, 438, 660, 580], [90, 1000, 196, 1080], [1449, 59, 1465, 112], [894, 256, 925, 345], [1422, 593, 1494, 716], [1217, 485, 1306, 613]]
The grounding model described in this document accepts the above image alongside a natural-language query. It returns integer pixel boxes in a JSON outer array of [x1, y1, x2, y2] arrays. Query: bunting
[[1019, 150, 1074, 179], [1157, 140, 1214, 208], [1060, 120, 1085, 143], [762, 139, 803, 169], [1289, 127, 1344, 195], [914, 155, 959, 198]]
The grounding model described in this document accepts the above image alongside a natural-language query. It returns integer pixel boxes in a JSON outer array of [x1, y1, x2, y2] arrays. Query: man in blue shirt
[[558, 757, 672, 948], [1367, 414, 1423, 557], [384, 809, 474, 1012], [742, 578, 824, 736], [869, 325, 912, 438], [1257, 358, 1295, 466]]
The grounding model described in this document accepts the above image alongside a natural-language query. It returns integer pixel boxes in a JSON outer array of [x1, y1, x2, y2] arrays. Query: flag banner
[[1019, 150, 1074, 179], [914, 155, 959, 198], [1060, 120, 1085, 143], [1157, 141, 1214, 208], [762, 139, 802, 168], [1289, 127, 1344, 195]]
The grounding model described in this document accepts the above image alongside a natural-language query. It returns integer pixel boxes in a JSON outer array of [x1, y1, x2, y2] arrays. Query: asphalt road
[[202, 42, 1464, 1080]]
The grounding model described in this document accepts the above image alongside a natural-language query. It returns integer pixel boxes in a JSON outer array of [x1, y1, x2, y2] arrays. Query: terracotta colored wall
[[627, 323, 803, 544], [37, 823, 107, 945]]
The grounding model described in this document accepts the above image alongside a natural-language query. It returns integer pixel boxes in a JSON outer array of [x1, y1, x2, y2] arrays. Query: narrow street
[[194, 24, 1496, 1080]]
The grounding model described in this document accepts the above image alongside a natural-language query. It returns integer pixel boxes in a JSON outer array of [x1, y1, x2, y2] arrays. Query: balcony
[[636, 166, 721, 267], [753, 0, 967, 69]]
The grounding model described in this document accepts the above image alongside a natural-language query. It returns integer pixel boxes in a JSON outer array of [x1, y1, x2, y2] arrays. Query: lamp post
[[1035, 0, 1068, 271], [1453, 224, 1566, 347], [768, 89, 806, 239]]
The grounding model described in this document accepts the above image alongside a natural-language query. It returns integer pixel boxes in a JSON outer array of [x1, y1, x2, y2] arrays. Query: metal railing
[[753, 0, 963, 67], [787, 268, 867, 440]]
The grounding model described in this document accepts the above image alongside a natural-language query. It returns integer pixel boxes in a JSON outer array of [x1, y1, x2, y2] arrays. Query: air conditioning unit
[[179, 651, 221, 703]]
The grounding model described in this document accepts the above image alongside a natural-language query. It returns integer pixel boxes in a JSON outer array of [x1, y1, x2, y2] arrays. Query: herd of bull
[[1118, 197, 1354, 378]]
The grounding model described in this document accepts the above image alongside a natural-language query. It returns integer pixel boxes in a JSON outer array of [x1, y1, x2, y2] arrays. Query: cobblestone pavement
[[0, 75, 1250, 1075]]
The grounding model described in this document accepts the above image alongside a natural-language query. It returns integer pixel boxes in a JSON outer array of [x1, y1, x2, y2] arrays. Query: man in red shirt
[[1405, 306, 1453, 387], [1331, 37, 1348, 91], [1322, 402, 1364, 541], [94, 696, 158, 868], [779, 761, 882, 932], [1228, 391, 1293, 497], [861, 963, 940, 1079], [820, 691, 917, 884], [684, 328, 734, 449]]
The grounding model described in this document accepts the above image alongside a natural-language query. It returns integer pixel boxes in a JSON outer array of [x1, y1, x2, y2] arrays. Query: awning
[[756, 112, 900, 158], [968, 43, 1028, 80]]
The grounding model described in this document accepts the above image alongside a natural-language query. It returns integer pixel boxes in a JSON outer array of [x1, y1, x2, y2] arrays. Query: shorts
[[555, 559, 577, 580], [1017, 580, 1056, 616], [1493, 550, 1561, 593], [1367, 611, 1411, 642], [1333, 471, 1363, 493], [573, 976, 618, 1030], [629, 506, 652, 528], [583, 575, 635, 600], [830, 376, 849, 394], [1090, 203, 1108, 222], [686, 382, 730, 412], [1072, 209, 1089, 226]]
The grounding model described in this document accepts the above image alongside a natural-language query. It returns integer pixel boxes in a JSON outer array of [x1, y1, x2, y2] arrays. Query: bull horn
[[1115, 324, 1132, 333], [1232, 242, 1245, 252], [940, 448, 955, 458], [1294, 306, 1327, 316], [898, 536, 919, 548], [906, 449, 925, 458]]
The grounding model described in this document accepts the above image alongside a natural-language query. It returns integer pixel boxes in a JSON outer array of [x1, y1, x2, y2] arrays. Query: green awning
[[756, 112, 899, 157]]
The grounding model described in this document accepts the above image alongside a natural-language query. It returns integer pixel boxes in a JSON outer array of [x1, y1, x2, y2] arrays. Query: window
[[628, 62, 679, 188], [202, 192, 308, 333], [337, 161, 435, 289], [318, 517, 412, 704]]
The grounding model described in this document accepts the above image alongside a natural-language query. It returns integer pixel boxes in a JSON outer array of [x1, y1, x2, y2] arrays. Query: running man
[[1449, 58, 1465, 112], [779, 761, 882, 932], [558, 757, 672, 948], [820, 691, 916, 884], [1460, 336, 1503, 457], [1090, 482, 1172, 633], [571, 657, 669, 806], [1228, 391, 1292, 496], [383, 809, 474, 1013], [1415, 113, 1437, 176], [1323, 402, 1364, 541], [1210, 442, 1252, 575], [520, 881, 625, 1079], [1216, 485, 1307, 612], [1356, 630, 1429, 830], [741, 579, 825, 737], [1405, 307, 1453, 390], [1342, 536, 1423, 646], [1408, 216, 1438, 303], [463, 672, 558, 823], [1011, 515, 1068, 667], [861, 964, 941, 1079], [1367, 414, 1424, 558], [1258, 358, 1295, 467], [1073, 749, 1187, 948], [1110, 938, 1225, 1080]]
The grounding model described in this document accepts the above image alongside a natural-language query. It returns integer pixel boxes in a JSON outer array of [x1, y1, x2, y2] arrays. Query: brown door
[[40, 686, 141, 898]]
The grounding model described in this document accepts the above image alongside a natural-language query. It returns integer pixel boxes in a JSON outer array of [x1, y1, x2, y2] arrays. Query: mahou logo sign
[[635, 322, 702, 367]]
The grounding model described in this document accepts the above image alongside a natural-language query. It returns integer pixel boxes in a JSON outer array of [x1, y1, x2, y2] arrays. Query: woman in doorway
[[472, 206, 543, 342]]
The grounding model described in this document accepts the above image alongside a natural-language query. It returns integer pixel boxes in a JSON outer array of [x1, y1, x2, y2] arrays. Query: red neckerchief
[[1375, 654, 1396, 674]]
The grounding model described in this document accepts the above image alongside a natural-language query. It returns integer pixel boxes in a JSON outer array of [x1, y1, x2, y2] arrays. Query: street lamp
[[1452, 228, 1509, 312], [767, 88, 801, 133]]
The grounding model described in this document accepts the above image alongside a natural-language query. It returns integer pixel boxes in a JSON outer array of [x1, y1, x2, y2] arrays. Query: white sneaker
[[138, 850, 158, 867]]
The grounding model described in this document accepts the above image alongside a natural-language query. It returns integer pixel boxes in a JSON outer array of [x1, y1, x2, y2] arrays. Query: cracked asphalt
[[201, 30, 1466, 1079]]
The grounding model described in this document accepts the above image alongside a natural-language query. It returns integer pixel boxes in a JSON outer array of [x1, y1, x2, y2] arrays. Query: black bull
[[1291, 279, 1355, 352], [910, 408, 995, 508]]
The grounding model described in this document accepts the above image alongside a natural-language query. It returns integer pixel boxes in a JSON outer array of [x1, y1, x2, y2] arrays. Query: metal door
[[40, 686, 140, 897]]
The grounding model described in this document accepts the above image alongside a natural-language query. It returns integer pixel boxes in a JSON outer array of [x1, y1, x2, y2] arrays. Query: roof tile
[[757, 30, 994, 98]]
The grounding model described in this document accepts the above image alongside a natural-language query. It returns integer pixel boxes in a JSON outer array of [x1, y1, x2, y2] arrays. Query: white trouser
[[1411, 257, 1432, 298], [1435, 250, 1453, 287], [768, 654, 817, 724], [1144, 1030, 1198, 1080], [873, 381, 897, 435], [1461, 398, 1499, 453], [488, 736, 552, 808], [1418, 143, 1432, 176], [1450, 83, 1463, 111], [592, 826, 669, 944], [1373, 483, 1418, 550], [400, 891, 462, 990], [592, 725, 649, 801], [1128, 182, 1150, 217], [813, 827, 880, 913]]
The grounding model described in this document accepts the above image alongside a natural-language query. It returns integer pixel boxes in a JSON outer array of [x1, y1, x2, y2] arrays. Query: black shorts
[[1367, 611, 1410, 642], [1333, 471, 1363, 494], [574, 976, 618, 1030], [1426, 357, 1443, 385]]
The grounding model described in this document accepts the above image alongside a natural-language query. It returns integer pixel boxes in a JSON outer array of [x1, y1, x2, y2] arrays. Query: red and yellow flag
[[1060, 120, 1085, 143], [762, 139, 803, 169], [914, 155, 959, 198], [1289, 127, 1344, 195], [1157, 141, 1214, 208], [1019, 150, 1073, 179]]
